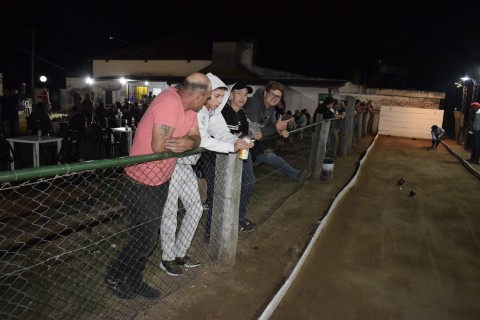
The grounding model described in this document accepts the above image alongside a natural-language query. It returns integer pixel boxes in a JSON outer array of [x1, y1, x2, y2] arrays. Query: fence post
[[362, 112, 368, 137], [308, 120, 330, 179], [372, 111, 380, 135], [357, 113, 363, 142], [339, 96, 355, 156], [210, 153, 242, 265]]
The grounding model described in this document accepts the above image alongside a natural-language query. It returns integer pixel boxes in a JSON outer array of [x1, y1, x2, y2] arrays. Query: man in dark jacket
[[27, 103, 53, 136]]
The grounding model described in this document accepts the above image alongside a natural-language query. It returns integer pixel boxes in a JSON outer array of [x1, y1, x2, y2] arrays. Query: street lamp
[[39, 75, 47, 83]]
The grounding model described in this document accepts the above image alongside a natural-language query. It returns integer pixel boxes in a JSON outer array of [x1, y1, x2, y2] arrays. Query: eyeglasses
[[267, 91, 282, 101]]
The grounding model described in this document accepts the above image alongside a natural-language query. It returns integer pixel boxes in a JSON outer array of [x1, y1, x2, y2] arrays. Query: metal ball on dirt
[[409, 190, 416, 197], [398, 178, 405, 186]]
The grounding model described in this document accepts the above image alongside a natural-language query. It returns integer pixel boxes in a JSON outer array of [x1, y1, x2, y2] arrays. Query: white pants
[[160, 163, 203, 261]]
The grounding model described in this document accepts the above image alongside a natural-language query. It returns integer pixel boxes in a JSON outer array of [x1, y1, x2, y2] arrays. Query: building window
[[136, 86, 148, 102]]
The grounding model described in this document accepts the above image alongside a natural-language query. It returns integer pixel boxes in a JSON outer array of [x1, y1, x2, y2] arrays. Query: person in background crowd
[[293, 109, 300, 123], [159, 73, 251, 276], [40, 87, 52, 115], [104, 72, 210, 300], [352, 99, 362, 145], [275, 96, 286, 118], [329, 99, 346, 157], [0, 88, 20, 138], [467, 101, 480, 164], [313, 96, 336, 122], [243, 81, 309, 182], [63, 105, 86, 161], [427, 125, 446, 150], [296, 109, 308, 128], [304, 109, 311, 125], [313, 97, 345, 157], [67, 105, 86, 131], [27, 102, 53, 136], [366, 100, 375, 134], [121, 104, 138, 127], [81, 94, 94, 127], [94, 101, 106, 125]]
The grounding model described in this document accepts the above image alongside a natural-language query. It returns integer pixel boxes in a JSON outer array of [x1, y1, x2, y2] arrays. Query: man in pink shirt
[[105, 73, 211, 300]]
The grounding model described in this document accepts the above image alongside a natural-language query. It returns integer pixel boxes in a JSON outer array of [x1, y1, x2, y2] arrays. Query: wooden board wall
[[378, 106, 444, 140]]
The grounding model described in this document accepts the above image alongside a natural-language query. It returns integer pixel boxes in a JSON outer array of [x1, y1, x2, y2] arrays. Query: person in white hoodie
[[159, 73, 252, 276]]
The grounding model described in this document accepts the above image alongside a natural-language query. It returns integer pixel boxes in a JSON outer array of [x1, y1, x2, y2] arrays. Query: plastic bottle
[[125, 119, 129, 130]]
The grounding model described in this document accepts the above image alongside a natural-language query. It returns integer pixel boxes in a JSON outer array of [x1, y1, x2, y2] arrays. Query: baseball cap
[[231, 81, 253, 94], [471, 101, 480, 107]]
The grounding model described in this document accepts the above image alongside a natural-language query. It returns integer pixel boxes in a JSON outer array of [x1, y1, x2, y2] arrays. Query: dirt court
[[139, 135, 480, 320]]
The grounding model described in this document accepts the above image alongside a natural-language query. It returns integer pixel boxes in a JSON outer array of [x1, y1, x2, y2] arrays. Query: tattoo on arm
[[160, 125, 171, 136]]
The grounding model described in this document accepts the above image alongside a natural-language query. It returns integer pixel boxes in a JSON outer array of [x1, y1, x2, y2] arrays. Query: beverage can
[[238, 137, 250, 160], [238, 148, 248, 160]]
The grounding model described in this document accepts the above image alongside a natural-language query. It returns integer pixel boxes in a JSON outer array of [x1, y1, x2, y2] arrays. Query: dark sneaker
[[239, 219, 256, 233], [132, 282, 161, 300], [176, 256, 201, 268], [104, 276, 136, 299], [160, 260, 183, 276]]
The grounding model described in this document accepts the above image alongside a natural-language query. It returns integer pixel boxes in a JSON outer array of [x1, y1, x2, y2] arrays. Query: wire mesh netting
[[0, 119, 357, 319]]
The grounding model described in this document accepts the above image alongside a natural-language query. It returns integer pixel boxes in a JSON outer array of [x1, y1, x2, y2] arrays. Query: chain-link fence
[[0, 107, 371, 319]]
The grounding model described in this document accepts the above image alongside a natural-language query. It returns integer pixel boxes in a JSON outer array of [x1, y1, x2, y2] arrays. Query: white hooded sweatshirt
[[177, 73, 238, 165]]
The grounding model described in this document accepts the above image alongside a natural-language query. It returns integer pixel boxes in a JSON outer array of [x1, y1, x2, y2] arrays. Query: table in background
[[111, 127, 135, 153], [7, 136, 63, 169]]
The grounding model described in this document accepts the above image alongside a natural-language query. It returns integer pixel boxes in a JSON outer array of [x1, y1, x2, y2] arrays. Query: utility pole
[[461, 85, 468, 113]]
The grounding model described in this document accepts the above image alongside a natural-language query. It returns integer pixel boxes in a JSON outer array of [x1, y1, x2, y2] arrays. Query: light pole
[[461, 77, 479, 104], [460, 76, 479, 149]]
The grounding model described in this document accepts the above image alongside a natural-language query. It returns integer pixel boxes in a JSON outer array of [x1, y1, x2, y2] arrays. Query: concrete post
[[357, 113, 364, 141], [362, 112, 368, 136], [339, 96, 355, 156], [210, 153, 242, 265], [308, 120, 330, 179]]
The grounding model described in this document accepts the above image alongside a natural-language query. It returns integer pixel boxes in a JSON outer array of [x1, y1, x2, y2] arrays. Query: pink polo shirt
[[125, 87, 198, 186]]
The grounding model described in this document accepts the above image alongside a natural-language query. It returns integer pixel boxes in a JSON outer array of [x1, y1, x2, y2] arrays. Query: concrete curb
[[441, 141, 480, 180]]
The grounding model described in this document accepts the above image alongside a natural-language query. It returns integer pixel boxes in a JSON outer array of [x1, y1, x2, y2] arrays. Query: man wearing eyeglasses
[[243, 81, 309, 182]]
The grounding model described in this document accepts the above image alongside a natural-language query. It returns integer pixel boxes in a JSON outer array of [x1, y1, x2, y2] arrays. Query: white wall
[[285, 86, 330, 115], [378, 106, 444, 140]]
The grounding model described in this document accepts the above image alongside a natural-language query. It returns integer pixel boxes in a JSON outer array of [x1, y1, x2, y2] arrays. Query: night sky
[[2, 1, 479, 108]]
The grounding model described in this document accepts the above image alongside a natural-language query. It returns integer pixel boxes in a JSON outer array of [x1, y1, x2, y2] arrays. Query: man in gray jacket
[[243, 81, 309, 181]]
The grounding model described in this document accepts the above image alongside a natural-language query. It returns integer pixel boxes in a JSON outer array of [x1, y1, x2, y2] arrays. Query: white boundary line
[[258, 135, 379, 320]]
